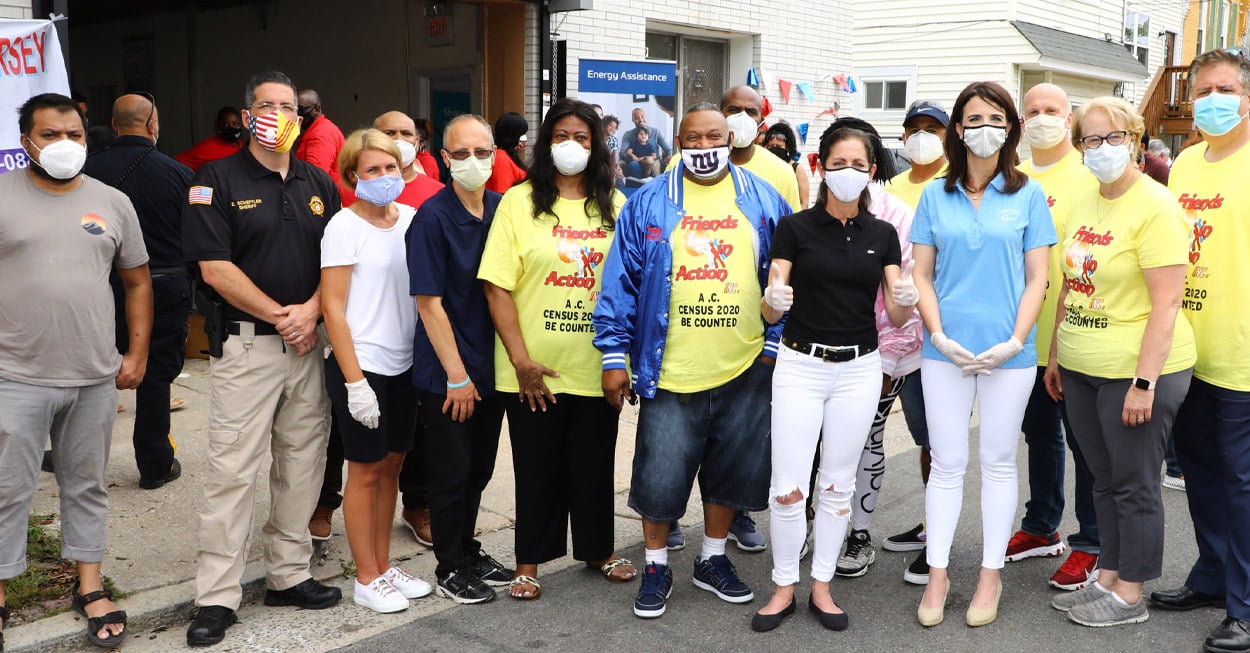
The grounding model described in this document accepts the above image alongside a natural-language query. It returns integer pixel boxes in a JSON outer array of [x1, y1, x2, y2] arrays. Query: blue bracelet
[[447, 377, 471, 389]]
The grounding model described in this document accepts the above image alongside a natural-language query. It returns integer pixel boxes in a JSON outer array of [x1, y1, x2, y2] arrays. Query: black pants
[[506, 395, 619, 565], [319, 401, 427, 510], [420, 391, 505, 578], [114, 274, 189, 480]]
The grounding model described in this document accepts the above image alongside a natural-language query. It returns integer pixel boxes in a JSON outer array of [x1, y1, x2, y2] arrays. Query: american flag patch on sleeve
[[188, 186, 214, 205]]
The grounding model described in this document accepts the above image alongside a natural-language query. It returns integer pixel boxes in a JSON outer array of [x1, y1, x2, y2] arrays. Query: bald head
[[720, 85, 763, 118], [1023, 83, 1071, 118], [374, 111, 418, 142], [111, 93, 157, 140], [297, 89, 322, 120]]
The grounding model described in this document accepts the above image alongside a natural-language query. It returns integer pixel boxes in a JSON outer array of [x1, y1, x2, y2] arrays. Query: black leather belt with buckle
[[226, 321, 280, 336], [781, 335, 877, 363]]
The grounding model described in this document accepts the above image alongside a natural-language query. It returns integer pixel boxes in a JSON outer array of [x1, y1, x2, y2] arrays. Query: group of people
[[0, 46, 1247, 653]]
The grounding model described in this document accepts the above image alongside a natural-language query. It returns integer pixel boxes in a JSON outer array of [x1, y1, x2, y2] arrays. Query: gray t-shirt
[[0, 171, 149, 387]]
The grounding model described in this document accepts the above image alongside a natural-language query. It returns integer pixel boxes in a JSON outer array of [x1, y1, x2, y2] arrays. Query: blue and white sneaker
[[692, 554, 754, 603], [728, 512, 767, 552], [634, 562, 674, 618], [666, 521, 686, 551]]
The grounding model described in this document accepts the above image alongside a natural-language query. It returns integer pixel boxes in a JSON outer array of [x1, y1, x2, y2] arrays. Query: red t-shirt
[[340, 173, 445, 210], [295, 115, 346, 180], [416, 150, 440, 180], [485, 153, 526, 194], [175, 136, 242, 172]]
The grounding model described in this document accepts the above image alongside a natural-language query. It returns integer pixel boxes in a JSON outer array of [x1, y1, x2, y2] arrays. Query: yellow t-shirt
[[886, 164, 947, 210], [658, 176, 765, 392], [1055, 177, 1195, 379], [668, 145, 800, 211], [1169, 141, 1250, 391], [1020, 150, 1100, 362], [478, 182, 626, 396]]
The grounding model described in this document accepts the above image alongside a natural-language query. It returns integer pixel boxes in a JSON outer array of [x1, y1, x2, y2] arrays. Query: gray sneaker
[[835, 529, 875, 578], [1068, 593, 1149, 627], [1052, 582, 1109, 612]]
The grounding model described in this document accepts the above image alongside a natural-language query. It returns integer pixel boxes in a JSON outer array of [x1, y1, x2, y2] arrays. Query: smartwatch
[[1132, 377, 1156, 391]]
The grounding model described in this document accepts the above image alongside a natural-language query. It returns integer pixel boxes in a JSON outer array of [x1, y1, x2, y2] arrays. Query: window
[[854, 65, 916, 116], [865, 80, 908, 111], [1124, 10, 1150, 66]]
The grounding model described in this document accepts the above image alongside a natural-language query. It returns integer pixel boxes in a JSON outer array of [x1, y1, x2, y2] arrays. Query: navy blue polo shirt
[[407, 185, 503, 395]]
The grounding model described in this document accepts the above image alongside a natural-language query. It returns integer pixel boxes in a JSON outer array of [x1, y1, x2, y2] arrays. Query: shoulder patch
[[188, 186, 214, 205]]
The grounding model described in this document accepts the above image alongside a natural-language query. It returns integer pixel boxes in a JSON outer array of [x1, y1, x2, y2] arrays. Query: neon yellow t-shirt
[[478, 182, 626, 396], [1169, 141, 1250, 391], [668, 145, 800, 210], [1020, 150, 1100, 362], [886, 164, 947, 210], [658, 176, 764, 392], [1055, 177, 1195, 378]]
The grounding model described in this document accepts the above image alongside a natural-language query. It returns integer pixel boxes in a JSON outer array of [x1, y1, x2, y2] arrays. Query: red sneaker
[[1004, 530, 1066, 562], [1049, 551, 1099, 590]]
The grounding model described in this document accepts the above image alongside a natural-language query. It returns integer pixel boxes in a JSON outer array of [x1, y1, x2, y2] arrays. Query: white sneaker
[[354, 577, 409, 613], [384, 566, 433, 599]]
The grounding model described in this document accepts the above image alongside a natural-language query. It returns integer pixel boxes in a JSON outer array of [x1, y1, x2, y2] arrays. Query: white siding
[[1013, 0, 1125, 40], [0, 0, 33, 18]]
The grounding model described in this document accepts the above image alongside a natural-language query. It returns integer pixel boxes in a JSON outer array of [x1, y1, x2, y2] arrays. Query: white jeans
[[921, 359, 1034, 570], [769, 346, 881, 585]]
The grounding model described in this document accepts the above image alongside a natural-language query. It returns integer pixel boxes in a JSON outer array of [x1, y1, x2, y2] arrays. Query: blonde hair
[[1071, 96, 1145, 157], [337, 128, 402, 188]]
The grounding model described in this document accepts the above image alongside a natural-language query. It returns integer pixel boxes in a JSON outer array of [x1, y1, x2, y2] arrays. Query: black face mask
[[768, 145, 791, 163], [298, 108, 316, 125], [218, 128, 242, 142]]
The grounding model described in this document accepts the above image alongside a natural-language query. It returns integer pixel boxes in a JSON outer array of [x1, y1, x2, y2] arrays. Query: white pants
[[769, 346, 881, 585], [921, 359, 1033, 570]]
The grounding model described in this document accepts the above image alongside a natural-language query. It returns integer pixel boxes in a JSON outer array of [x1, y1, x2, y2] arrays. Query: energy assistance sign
[[0, 19, 70, 175], [579, 59, 676, 96]]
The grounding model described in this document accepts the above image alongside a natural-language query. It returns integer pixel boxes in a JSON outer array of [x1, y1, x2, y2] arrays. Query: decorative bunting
[[761, 96, 774, 119], [807, 152, 821, 175], [779, 79, 793, 104], [796, 82, 815, 103], [797, 122, 809, 145], [746, 67, 761, 88], [815, 104, 839, 120]]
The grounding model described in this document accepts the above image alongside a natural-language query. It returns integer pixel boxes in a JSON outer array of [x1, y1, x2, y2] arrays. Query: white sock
[[645, 547, 668, 567], [701, 535, 727, 560], [1110, 591, 1133, 606], [1092, 582, 1112, 594]]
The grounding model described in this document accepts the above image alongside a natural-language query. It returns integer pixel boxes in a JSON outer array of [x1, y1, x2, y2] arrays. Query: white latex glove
[[764, 269, 794, 312], [892, 260, 919, 307], [963, 337, 1024, 375], [345, 379, 381, 429], [931, 332, 977, 368]]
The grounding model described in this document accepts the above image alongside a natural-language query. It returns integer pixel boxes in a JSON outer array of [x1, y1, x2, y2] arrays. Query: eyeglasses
[[1079, 130, 1129, 149], [251, 101, 298, 115], [444, 147, 495, 161]]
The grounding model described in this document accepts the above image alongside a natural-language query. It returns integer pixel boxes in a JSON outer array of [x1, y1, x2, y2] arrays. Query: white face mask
[[395, 139, 418, 168], [29, 138, 87, 180], [551, 140, 590, 176], [449, 153, 494, 191], [961, 125, 1008, 159], [681, 146, 731, 180], [824, 166, 871, 203], [725, 111, 759, 149], [1082, 143, 1131, 184], [1024, 114, 1069, 149], [904, 131, 944, 165]]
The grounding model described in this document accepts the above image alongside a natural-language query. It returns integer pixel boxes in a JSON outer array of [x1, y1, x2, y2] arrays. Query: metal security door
[[680, 38, 726, 110]]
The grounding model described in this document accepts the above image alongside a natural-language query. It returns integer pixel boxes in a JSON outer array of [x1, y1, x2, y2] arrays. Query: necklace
[[964, 186, 982, 201]]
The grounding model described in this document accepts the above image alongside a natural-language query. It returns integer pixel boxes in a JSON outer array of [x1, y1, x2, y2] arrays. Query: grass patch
[[6, 514, 125, 625]]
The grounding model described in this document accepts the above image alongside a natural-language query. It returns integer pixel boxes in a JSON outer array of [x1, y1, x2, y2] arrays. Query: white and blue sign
[[579, 59, 677, 96], [578, 58, 677, 197]]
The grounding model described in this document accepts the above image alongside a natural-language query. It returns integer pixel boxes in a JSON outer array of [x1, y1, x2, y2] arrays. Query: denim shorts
[[627, 358, 773, 522]]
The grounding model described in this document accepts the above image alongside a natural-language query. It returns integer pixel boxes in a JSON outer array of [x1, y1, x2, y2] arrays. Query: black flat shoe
[[139, 458, 182, 490], [1207, 617, 1250, 653], [1149, 585, 1225, 611], [263, 578, 342, 610], [187, 605, 236, 647], [751, 597, 796, 632], [808, 593, 849, 631]]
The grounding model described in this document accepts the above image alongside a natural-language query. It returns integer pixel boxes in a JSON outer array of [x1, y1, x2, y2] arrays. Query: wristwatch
[[1132, 377, 1156, 391]]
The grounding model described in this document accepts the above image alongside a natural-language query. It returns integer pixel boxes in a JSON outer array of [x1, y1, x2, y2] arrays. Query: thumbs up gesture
[[892, 260, 919, 308], [764, 262, 794, 312]]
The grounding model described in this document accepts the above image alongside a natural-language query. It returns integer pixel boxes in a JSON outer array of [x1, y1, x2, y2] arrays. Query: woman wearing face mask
[[751, 126, 914, 632], [764, 122, 810, 209], [321, 129, 431, 614], [1042, 96, 1194, 628], [910, 81, 1057, 628], [487, 112, 530, 194], [478, 98, 634, 601]]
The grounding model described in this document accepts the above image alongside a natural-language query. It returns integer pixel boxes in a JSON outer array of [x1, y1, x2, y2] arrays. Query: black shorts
[[325, 356, 417, 463]]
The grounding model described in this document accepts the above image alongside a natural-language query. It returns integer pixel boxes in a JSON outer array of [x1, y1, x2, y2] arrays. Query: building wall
[[0, 0, 33, 19]]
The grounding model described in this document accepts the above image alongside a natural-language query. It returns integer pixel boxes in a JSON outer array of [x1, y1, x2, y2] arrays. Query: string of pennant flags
[[747, 66, 856, 145]]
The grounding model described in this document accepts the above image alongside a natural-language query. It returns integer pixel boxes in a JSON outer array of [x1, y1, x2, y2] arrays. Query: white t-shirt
[[320, 203, 418, 376]]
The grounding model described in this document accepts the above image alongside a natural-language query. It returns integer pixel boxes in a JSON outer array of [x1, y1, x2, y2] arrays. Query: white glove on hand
[[892, 260, 919, 307], [965, 337, 1024, 375], [345, 379, 380, 429], [764, 279, 794, 312], [931, 332, 977, 368]]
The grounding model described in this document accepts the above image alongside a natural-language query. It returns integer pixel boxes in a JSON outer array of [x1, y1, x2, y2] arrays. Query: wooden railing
[[1138, 65, 1193, 137]]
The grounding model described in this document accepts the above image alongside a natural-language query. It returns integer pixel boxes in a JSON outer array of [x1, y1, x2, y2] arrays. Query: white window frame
[[854, 65, 916, 120], [1124, 9, 1151, 66]]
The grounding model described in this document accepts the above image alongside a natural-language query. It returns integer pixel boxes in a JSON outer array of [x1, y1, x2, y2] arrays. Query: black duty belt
[[781, 335, 877, 363], [149, 266, 187, 277], [226, 321, 280, 336]]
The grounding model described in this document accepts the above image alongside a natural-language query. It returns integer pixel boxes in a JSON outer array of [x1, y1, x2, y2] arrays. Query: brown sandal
[[591, 557, 637, 583]]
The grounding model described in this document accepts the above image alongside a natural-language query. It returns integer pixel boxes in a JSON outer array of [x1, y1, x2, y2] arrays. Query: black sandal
[[1, 604, 9, 652], [71, 582, 126, 649]]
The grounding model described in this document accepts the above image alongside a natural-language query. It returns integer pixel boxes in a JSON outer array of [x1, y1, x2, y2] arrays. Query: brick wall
[[0, 0, 34, 19]]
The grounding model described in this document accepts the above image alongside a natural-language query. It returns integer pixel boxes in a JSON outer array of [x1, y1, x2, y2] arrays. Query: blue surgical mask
[[354, 174, 404, 206], [1193, 92, 1247, 137]]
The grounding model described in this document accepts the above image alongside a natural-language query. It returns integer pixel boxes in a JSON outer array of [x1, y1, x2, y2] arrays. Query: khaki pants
[[194, 328, 330, 609]]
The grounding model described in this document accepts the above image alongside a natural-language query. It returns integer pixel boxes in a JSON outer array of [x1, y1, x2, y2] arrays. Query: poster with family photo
[[577, 58, 677, 196]]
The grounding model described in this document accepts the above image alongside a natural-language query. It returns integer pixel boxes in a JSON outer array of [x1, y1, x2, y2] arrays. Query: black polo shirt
[[84, 135, 193, 271], [770, 205, 901, 347], [407, 185, 503, 395], [182, 147, 341, 321]]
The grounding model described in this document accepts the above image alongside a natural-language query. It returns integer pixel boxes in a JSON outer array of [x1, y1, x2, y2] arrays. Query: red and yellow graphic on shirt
[[658, 178, 764, 393], [545, 225, 607, 291], [79, 213, 107, 235]]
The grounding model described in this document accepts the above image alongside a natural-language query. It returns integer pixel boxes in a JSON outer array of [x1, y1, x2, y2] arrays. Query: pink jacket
[[869, 183, 922, 376]]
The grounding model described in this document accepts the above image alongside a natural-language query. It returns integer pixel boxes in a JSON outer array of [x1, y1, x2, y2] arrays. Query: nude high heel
[[918, 578, 949, 627]]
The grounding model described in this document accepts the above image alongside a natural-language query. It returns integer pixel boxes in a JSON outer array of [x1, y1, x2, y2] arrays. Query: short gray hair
[[1147, 139, 1169, 156], [442, 113, 493, 146]]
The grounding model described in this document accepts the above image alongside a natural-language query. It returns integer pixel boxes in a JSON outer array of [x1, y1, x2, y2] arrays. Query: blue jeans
[[628, 359, 773, 522], [897, 368, 929, 448], [1174, 378, 1250, 620], [1164, 435, 1183, 477], [1020, 367, 1099, 554]]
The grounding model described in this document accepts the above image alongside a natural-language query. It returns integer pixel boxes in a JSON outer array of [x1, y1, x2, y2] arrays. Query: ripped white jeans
[[769, 346, 881, 585]]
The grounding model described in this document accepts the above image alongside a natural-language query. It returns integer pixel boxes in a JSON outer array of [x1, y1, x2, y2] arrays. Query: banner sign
[[0, 19, 70, 175], [578, 58, 677, 196]]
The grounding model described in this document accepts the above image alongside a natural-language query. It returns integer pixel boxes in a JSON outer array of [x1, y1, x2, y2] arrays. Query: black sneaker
[[835, 529, 875, 578], [469, 551, 513, 587], [140, 458, 182, 490], [883, 523, 926, 552], [634, 562, 674, 618], [904, 551, 930, 585], [436, 569, 496, 604], [692, 554, 753, 603]]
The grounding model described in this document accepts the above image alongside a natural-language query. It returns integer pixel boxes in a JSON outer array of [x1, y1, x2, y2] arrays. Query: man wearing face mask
[[1006, 82, 1103, 593], [176, 107, 245, 173], [1151, 48, 1250, 653], [619, 107, 673, 177], [182, 71, 343, 647], [721, 85, 801, 211], [83, 93, 194, 491], [0, 93, 152, 649], [294, 88, 346, 181], [594, 103, 791, 619]]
